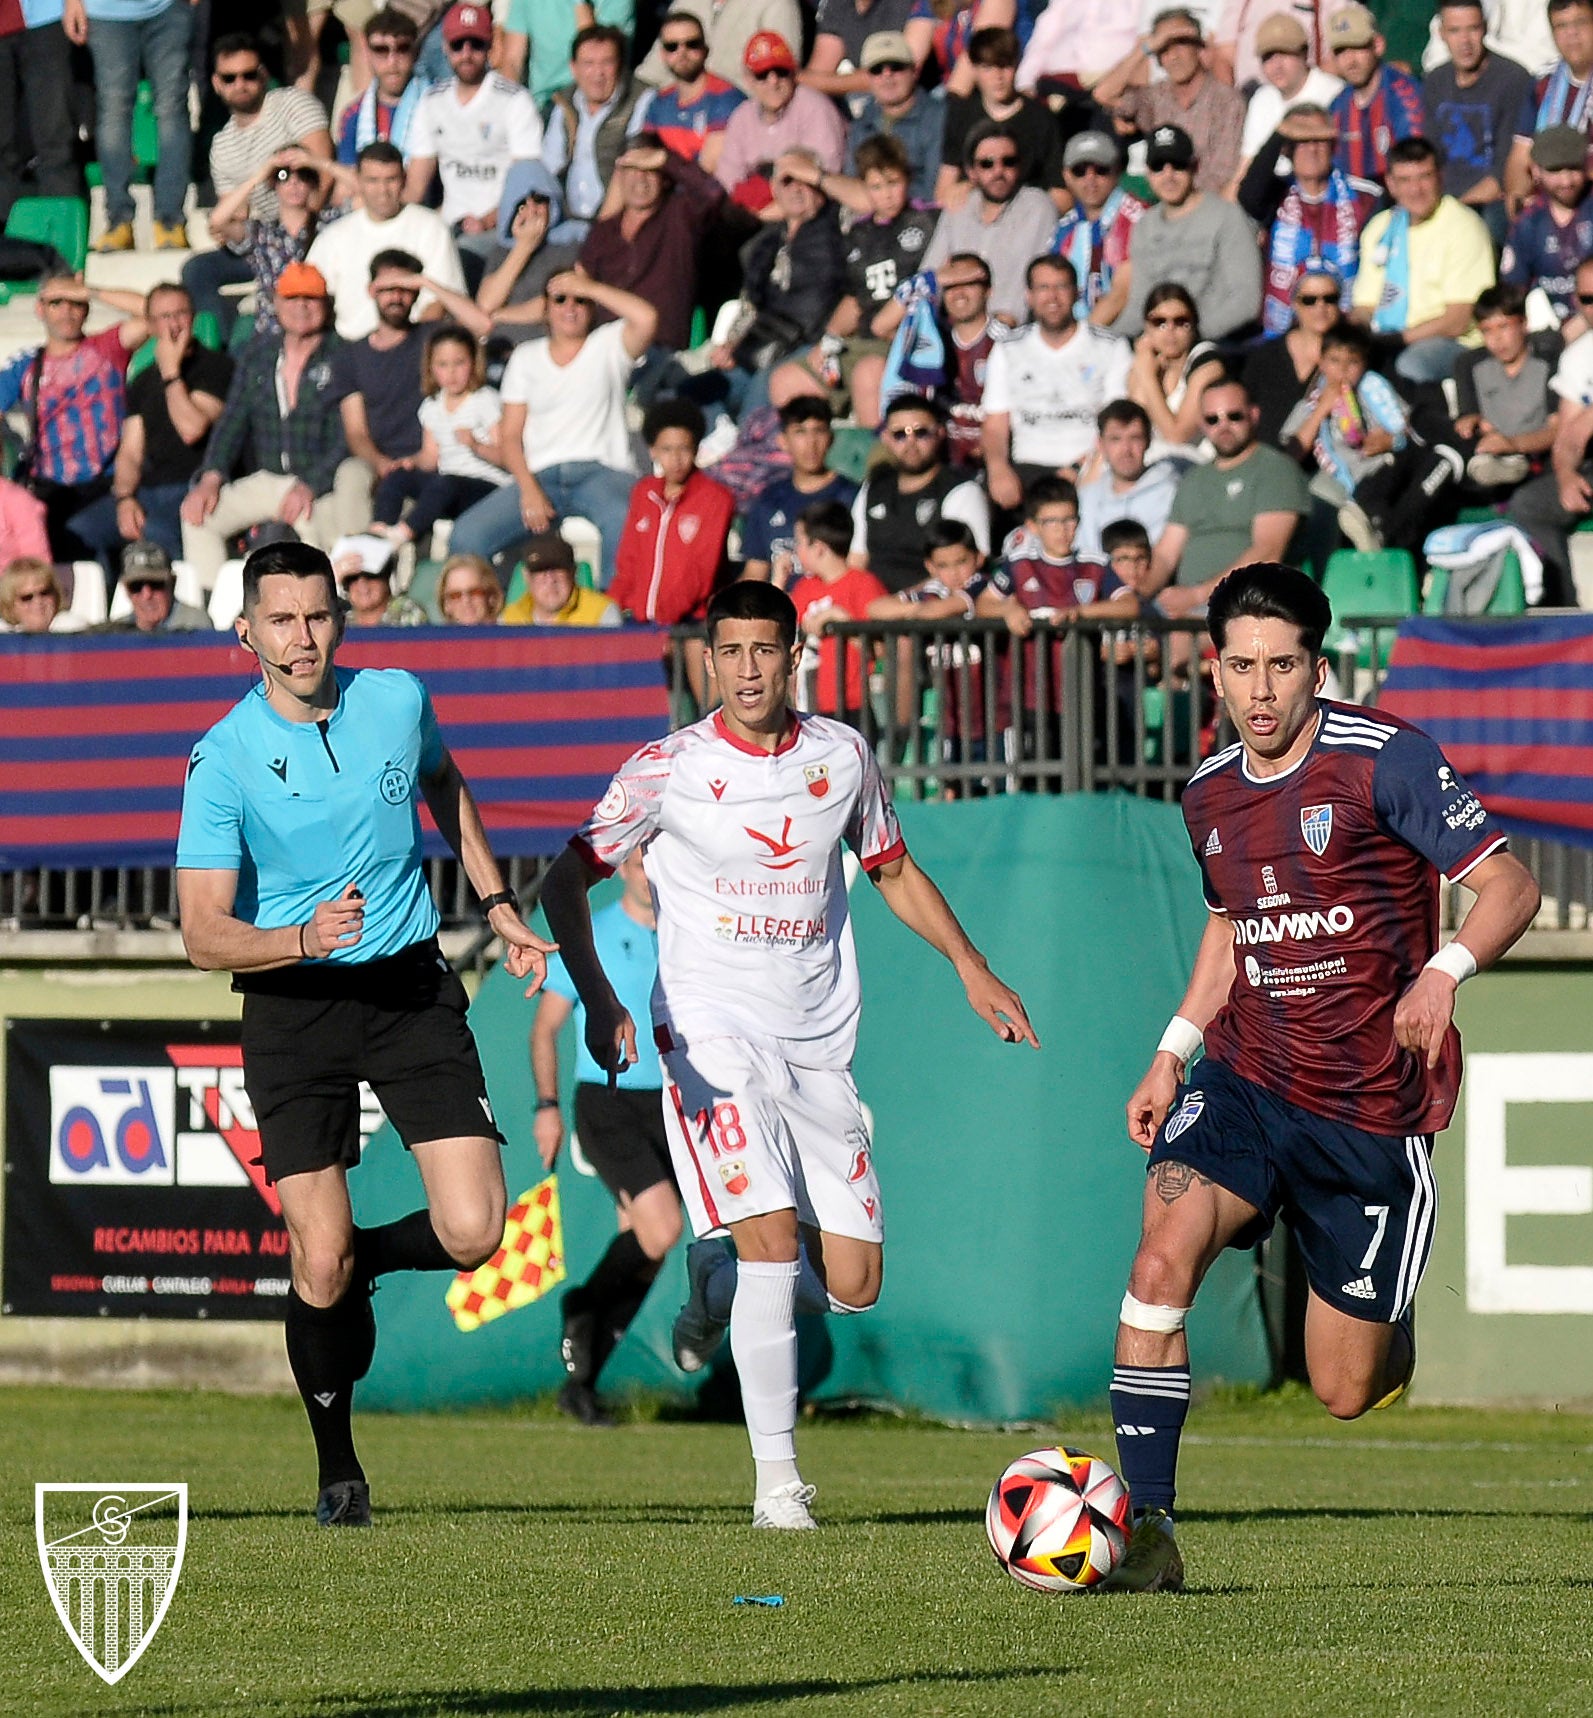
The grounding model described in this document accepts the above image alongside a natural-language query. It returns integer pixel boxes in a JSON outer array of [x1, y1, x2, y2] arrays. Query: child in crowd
[[370, 326, 508, 545], [787, 499, 887, 716], [741, 395, 858, 586], [1282, 322, 1460, 553], [987, 476, 1134, 628], [1454, 284, 1559, 494]]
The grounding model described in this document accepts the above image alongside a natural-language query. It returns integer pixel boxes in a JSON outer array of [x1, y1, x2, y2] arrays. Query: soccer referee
[[176, 540, 555, 1527]]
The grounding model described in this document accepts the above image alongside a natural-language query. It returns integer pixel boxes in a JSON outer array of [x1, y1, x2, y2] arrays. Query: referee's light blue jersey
[[542, 898, 662, 1090], [176, 666, 444, 963]]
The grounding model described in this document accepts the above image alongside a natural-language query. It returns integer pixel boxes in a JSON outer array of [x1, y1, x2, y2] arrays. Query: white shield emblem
[[37, 1483, 187, 1684], [1162, 1091, 1204, 1144], [1301, 803, 1333, 856]]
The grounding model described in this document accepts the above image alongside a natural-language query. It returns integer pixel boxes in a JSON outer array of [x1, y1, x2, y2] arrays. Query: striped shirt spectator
[[0, 325, 130, 487]]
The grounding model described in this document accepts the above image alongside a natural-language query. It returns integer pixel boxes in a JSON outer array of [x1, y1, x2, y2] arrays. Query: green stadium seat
[[1321, 547, 1419, 669], [1422, 548, 1528, 617], [828, 423, 875, 483], [3, 195, 90, 279]]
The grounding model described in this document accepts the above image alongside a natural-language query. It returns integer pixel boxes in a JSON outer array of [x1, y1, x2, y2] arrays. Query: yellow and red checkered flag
[[445, 1176, 566, 1333]]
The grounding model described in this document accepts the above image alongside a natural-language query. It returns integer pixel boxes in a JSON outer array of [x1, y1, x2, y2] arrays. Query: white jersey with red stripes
[[572, 709, 907, 1068]]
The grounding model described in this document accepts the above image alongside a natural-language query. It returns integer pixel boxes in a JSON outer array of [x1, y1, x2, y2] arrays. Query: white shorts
[[660, 1035, 883, 1244]]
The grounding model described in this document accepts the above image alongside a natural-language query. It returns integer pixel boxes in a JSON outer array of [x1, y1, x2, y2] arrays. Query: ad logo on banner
[[51, 1068, 177, 1186]]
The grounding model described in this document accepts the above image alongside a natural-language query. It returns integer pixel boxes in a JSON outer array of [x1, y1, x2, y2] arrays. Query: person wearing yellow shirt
[[500, 531, 623, 626]]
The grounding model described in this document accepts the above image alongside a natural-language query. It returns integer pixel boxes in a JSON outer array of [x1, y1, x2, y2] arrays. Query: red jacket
[[610, 469, 735, 624]]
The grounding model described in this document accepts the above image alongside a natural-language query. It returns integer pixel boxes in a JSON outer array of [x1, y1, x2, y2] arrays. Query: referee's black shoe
[[315, 1479, 372, 1528], [560, 1291, 598, 1386], [556, 1380, 616, 1428]]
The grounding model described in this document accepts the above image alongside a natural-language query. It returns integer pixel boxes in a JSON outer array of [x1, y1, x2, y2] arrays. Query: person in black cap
[[1121, 124, 1263, 341]]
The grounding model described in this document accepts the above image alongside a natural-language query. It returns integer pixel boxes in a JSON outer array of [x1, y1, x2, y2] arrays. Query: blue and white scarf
[[353, 75, 426, 159], [1371, 208, 1411, 334], [1537, 60, 1593, 131], [1263, 170, 1362, 336], [1053, 185, 1127, 316]]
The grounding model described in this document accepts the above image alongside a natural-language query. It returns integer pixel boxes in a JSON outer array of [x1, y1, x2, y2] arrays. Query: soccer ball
[[985, 1446, 1132, 1593]]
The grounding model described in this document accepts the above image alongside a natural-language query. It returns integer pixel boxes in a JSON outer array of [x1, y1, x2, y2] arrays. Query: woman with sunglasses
[[0, 559, 86, 634], [209, 149, 351, 337], [1241, 261, 1346, 448], [1126, 281, 1225, 465], [435, 552, 504, 624]]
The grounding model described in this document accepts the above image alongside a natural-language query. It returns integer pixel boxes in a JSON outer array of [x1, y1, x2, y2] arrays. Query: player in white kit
[[540, 581, 1037, 1527]]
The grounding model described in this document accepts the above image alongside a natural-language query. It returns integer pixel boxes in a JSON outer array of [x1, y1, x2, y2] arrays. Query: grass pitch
[[1, 1385, 1588, 1718]]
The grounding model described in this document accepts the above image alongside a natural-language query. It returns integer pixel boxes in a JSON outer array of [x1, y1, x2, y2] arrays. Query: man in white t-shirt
[[308, 143, 467, 340], [404, 2, 545, 265], [982, 254, 1132, 519], [1233, 13, 1344, 187], [539, 580, 1037, 1530], [449, 273, 657, 585]]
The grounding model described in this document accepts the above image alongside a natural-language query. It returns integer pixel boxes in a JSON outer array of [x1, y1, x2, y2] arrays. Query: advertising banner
[[3, 1019, 301, 1320]]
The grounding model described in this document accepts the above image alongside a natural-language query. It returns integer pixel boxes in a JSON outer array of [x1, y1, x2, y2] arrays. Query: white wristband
[[1156, 1015, 1204, 1063], [1424, 942, 1478, 985]]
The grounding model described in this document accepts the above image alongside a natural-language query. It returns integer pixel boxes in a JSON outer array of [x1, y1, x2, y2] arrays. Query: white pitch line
[[1184, 1434, 1593, 1455]]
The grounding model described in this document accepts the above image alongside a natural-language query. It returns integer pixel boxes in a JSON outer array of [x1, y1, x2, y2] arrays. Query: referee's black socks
[[285, 1284, 376, 1489], [354, 1210, 458, 1279], [568, 1231, 661, 1384]]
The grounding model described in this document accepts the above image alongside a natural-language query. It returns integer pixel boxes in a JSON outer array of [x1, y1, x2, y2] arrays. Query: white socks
[[731, 1258, 801, 1489]]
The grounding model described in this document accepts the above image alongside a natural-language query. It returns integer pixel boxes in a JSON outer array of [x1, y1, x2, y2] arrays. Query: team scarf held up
[[1263, 173, 1362, 336]]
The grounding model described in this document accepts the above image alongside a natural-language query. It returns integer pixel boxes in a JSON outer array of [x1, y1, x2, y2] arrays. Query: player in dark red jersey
[[1103, 562, 1541, 1593]]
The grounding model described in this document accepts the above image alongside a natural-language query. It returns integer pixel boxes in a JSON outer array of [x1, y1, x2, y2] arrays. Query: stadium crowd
[[0, 0, 1590, 647]]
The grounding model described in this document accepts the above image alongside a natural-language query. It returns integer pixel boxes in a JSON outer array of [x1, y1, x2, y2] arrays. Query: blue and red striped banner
[[0, 629, 672, 867], [1379, 615, 1593, 848]]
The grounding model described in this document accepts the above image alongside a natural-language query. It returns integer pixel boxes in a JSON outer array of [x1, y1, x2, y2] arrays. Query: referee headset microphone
[[235, 540, 347, 684]]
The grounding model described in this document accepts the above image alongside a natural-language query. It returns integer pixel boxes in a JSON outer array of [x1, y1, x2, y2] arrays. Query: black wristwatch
[[536, 1097, 561, 1112], [479, 888, 518, 919]]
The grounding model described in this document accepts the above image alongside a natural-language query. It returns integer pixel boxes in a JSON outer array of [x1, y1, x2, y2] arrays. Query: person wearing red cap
[[635, 0, 802, 97], [181, 264, 373, 588], [714, 31, 847, 203]]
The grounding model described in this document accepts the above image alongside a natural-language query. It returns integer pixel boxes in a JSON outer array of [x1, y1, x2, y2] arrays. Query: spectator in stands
[[791, 498, 888, 715], [450, 273, 657, 585], [0, 274, 150, 563], [405, 4, 544, 266], [0, 477, 49, 569], [803, 0, 934, 100], [369, 324, 507, 546], [542, 25, 645, 246], [1016, 0, 1141, 93], [1075, 398, 1179, 559], [308, 143, 464, 340], [1239, 105, 1374, 339], [852, 392, 989, 593], [1118, 125, 1262, 341], [185, 34, 333, 338], [96, 540, 209, 633], [501, 0, 635, 115], [939, 26, 1064, 213], [1126, 282, 1225, 464], [982, 255, 1132, 527], [770, 136, 936, 427], [467, 167, 583, 328], [1506, 0, 1593, 216], [986, 476, 1136, 623], [741, 395, 858, 585], [335, 547, 428, 626], [1149, 374, 1310, 616], [0, 0, 78, 227], [0, 558, 84, 633], [1097, 8, 1247, 196], [921, 121, 1059, 324], [715, 31, 848, 205], [1455, 284, 1559, 492], [610, 399, 734, 644], [436, 552, 505, 624], [837, 32, 945, 206], [72, 283, 232, 590], [1327, 3, 1423, 186], [1282, 320, 1459, 555], [209, 150, 348, 338], [1232, 13, 1343, 191], [691, 150, 848, 425], [1423, 0, 1534, 246], [631, 11, 745, 175], [579, 134, 726, 357], [1500, 125, 1593, 335], [634, 0, 804, 97], [1351, 135, 1497, 385], [181, 263, 369, 587], [66, 0, 192, 252], [327, 253, 429, 514], [337, 11, 426, 166], [500, 529, 622, 624], [1049, 132, 1145, 330], [938, 255, 1005, 471], [867, 515, 998, 626], [1244, 259, 1346, 445]]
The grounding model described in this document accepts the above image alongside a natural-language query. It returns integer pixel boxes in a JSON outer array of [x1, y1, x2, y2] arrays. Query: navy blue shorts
[[1147, 1058, 1437, 1323]]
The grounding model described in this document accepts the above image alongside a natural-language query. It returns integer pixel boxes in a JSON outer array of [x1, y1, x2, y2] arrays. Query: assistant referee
[[177, 540, 554, 1528]]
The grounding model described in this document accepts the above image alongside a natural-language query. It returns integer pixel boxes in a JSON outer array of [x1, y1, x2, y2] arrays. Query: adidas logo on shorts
[[1340, 1275, 1377, 1300]]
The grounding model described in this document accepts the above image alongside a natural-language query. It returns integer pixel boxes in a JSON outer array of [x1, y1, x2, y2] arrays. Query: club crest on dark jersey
[[1301, 803, 1333, 856]]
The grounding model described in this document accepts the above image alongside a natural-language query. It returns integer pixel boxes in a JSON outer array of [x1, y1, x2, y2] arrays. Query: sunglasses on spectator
[[548, 291, 577, 304], [1295, 290, 1337, 305], [447, 36, 490, 51], [217, 67, 263, 83], [1156, 34, 1202, 50], [1147, 313, 1193, 328], [751, 66, 793, 80], [773, 173, 812, 187], [886, 425, 937, 441], [445, 584, 497, 601], [367, 40, 414, 57], [124, 579, 171, 594], [1203, 409, 1249, 425], [1578, 293, 1593, 306], [869, 59, 911, 73], [1066, 162, 1113, 177], [15, 588, 54, 602], [275, 166, 319, 185], [661, 35, 706, 51], [973, 153, 1018, 169]]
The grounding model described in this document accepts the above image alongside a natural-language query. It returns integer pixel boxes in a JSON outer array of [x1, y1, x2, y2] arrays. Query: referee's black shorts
[[238, 939, 500, 1184], [574, 1082, 675, 1204]]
